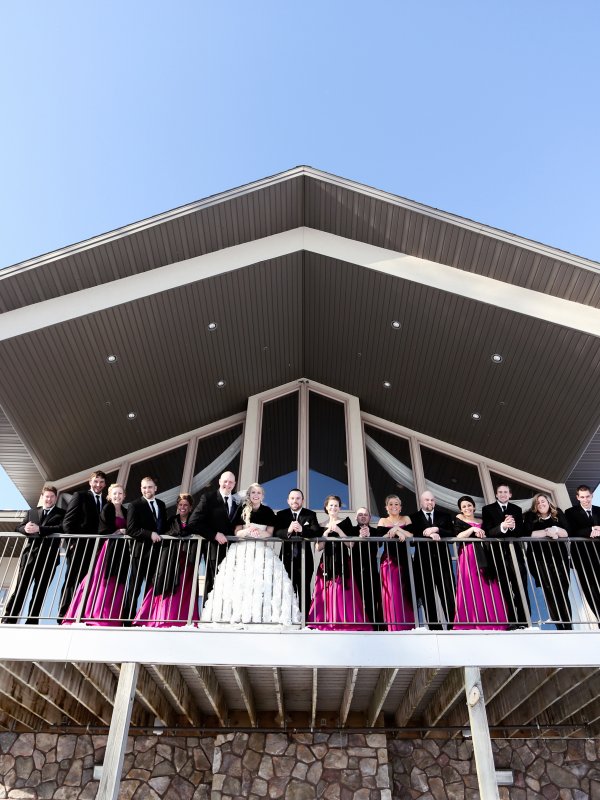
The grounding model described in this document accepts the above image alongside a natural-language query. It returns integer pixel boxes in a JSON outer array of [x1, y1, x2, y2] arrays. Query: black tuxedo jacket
[[62, 490, 103, 552], [127, 497, 168, 560], [408, 509, 453, 541], [274, 508, 321, 542], [17, 506, 65, 556], [188, 491, 239, 541], [351, 523, 381, 571], [566, 504, 600, 538], [481, 501, 524, 538]]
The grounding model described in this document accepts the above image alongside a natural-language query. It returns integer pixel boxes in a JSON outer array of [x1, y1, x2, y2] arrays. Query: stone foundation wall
[[211, 732, 391, 800], [388, 737, 600, 800], [0, 733, 214, 800], [1, 732, 599, 799]]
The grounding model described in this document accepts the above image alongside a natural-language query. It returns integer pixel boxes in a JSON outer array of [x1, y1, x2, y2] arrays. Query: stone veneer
[[389, 737, 600, 800], [1, 732, 600, 799], [211, 732, 390, 800]]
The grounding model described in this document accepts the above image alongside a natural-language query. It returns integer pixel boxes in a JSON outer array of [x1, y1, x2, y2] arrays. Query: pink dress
[[307, 521, 372, 631], [453, 519, 508, 630], [378, 523, 415, 631], [61, 515, 128, 626], [133, 521, 200, 628]]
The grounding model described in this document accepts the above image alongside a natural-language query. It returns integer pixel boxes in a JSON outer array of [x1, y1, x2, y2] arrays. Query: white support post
[[97, 662, 140, 800], [464, 667, 499, 800]]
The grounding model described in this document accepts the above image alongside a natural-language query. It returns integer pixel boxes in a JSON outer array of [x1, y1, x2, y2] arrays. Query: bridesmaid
[[134, 494, 200, 627], [377, 495, 415, 631], [523, 493, 571, 631], [308, 495, 372, 630], [62, 483, 130, 626], [453, 495, 508, 630]]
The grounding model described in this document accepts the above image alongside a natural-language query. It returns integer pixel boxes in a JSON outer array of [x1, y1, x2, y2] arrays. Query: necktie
[[427, 513, 433, 526], [587, 509, 593, 520], [224, 496, 230, 516], [292, 512, 298, 522], [501, 505, 506, 514], [95, 495, 101, 514], [151, 501, 158, 521], [41, 509, 47, 523]]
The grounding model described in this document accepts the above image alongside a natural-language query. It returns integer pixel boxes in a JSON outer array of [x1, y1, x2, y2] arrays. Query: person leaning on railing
[[452, 496, 508, 631], [61, 483, 130, 626], [566, 485, 600, 622], [377, 495, 414, 631], [307, 495, 372, 631], [523, 493, 572, 631], [134, 493, 200, 627], [3, 485, 63, 624]]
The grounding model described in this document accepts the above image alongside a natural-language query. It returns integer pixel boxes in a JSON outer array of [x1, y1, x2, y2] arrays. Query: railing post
[[74, 535, 101, 623], [97, 662, 139, 800], [464, 666, 500, 800], [187, 535, 203, 625]]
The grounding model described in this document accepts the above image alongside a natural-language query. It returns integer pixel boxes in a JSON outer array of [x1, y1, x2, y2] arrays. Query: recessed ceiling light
[[471, 412, 481, 421], [106, 354, 118, 363], [491, 353, 503, 363], [383, 381, 392, 389], [391, 321, 401, 330], [127, 411, 137, 420], [216, 379, 226, 388], [207, 322, 218, 331]]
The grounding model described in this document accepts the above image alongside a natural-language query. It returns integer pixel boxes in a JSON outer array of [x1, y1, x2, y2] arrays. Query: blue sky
[[1, 1, 599, 507]]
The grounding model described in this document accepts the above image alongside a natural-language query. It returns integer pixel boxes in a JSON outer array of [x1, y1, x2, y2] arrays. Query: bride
[[201, 483, 301, 625]]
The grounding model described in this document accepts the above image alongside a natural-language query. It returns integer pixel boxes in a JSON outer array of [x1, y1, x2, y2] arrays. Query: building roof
[[1, 166, 599, 507]]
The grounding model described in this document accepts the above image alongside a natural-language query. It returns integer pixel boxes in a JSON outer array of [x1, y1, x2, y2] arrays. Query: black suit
[[481, 500, 529, 625], [566, 504, 600, 619], [188, 491, 237, 599], [274, 507, 321, 615], [4, 506, 64, 624], [124, 497, 168, 621], [350, 523, 383, 628], [408, 509, 456, 629], [59, 490, 103, 619]]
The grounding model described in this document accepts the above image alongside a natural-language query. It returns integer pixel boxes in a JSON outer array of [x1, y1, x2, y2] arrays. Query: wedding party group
[[3, 468, 600, 631]]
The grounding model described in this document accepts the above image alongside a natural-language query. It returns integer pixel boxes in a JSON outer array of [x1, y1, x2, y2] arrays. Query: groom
[[188, 471, 238, 599], [274, 488, 321, 617]]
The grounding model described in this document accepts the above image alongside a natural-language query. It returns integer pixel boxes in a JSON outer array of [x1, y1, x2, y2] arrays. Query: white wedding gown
[[201, 527, 302, 625]]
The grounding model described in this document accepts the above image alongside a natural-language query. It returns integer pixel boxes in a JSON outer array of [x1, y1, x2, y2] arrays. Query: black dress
[[523, 510, 571, 630]]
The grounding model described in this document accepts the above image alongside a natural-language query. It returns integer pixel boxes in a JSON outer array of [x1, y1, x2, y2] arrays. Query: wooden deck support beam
[[368, 668, 398, 727], [464, 667, 499, 800], [145, 664, 203, 727], [97, 663, 139, 800], [423, 668, 464, 730], [395, 668, 437, 728], [34, 661, 113, 725], [339, 668, 359, 727], [311, 668, 318, 729], [232, 666, 257, 727], [273, 667, 285, 727]]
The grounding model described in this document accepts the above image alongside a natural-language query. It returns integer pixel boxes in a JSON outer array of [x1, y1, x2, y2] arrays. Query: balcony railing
[[0, 533, 598, 630]]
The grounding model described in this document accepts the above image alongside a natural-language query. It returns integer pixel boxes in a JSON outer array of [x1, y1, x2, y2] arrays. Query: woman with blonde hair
[[62, 483, 130, 626], [523, 493, 571, 630], [377, 495, 415, 630], [202, 483, 301, 625]]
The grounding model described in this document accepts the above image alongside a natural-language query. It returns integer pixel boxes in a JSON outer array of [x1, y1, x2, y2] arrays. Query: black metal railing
[[1, 533, 599, 630]]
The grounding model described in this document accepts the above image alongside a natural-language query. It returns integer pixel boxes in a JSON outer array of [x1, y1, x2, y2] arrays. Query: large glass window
[[420, 447, 483, 516], [364, 425, 416, 519], [192, 425, 243, 505], [309, 393, 349, 510], [259, 392, 299, 510], [125, 446, 187, 517]]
